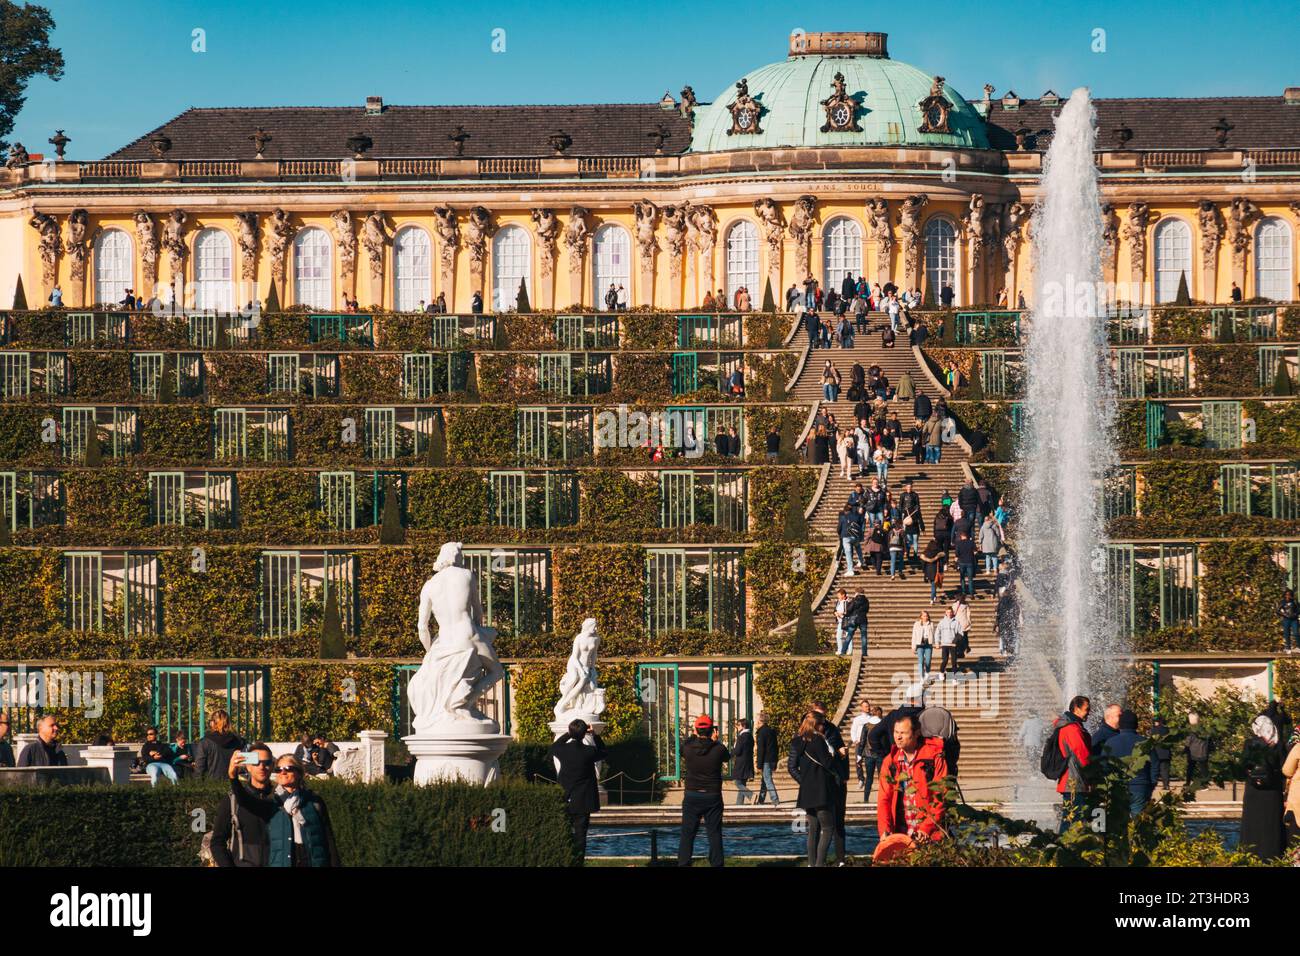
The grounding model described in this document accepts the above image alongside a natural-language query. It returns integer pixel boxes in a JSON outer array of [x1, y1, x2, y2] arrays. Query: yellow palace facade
[[3, 29, 1300, 314]]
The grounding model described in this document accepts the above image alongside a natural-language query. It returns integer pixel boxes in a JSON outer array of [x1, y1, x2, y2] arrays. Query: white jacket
[[911, 621, 935, 650]]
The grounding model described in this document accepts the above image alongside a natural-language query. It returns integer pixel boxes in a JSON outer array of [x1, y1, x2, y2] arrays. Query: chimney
[[365, 96, 384, 115], [1285, 87, 1300, 105]]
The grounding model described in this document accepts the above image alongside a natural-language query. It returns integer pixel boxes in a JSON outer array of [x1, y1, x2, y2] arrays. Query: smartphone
[[240, 751, 260, 766]]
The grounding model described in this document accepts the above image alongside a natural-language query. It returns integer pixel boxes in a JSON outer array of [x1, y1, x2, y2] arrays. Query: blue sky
[[10, 0, 1297, 159]]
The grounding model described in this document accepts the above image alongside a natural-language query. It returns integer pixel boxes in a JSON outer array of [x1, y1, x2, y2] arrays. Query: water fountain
[[1009, 87, 1125, 808]]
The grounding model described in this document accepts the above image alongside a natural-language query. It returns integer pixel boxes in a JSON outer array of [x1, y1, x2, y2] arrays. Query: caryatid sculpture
[[553, 618, 606, 722], [410, 542, 506, 734], [787, 195, 818, 281], [865, 198, 892, 280]]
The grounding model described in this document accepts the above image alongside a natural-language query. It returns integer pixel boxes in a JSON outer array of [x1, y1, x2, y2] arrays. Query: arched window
[[293, 227, 333, 310], [392, 226, 431, 312], [592, 224, 630, 307], [1255, 217, 1293, 302], [822, 217, 862, 292], [193, 228, 234, 313], [923, 218, 959, 304], [93, 228, 133, 307], [724, 220, 759, 308], [492, 224, 531, 312], [1153, 218, 1192, 304]]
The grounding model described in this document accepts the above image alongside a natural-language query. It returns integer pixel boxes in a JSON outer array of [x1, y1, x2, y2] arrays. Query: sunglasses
[[276, 765, 299, 774]]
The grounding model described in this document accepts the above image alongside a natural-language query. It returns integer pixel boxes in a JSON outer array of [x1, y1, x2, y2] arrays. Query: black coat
[[822, 717, 850, 779], [0, 740, 12, 768], [212, 778, 275, 867], [731, 729, 755, 782], [548, 733, 607, 814], [17, 738, 67, 767], [914, 394, 932, 422], [1240, 739, 1286, 859], [755, 725, 778, 768], [194, 730, 246, 781], [788, 735, 838, 810]]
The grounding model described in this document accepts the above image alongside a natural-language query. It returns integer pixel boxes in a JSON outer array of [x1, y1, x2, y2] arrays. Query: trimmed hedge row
[[0, 780, 580, 866]]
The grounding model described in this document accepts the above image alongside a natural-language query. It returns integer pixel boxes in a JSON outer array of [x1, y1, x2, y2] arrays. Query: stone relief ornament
[[661, 203, 688, 278], [1003, 202, 1026, 262], [330, 210, 356, 285], [553, 618, 605, 722], [1122, 202, 1152, 281], [161, 209, 189, 279], [633, 199, 660, 260], [234, 212, 259, 282], [787, 195, 818, 279], [64, 209, 90, 282], [361, 211, 389, 281], [29, 212, 60, 288], [134, 212, 159, 286], [754, 197, 785, 264], [820, 71, 863, 132], [898, 194, 929, 261], [725, 78, 764, 136], [432, 205, 460, 276], [531, 208, 560, 279], [1100, 203, 1120, 267], [1227, 197, 1260, 270], [1197, 200, 1223, 270], [562, 207, 590, 276], [6, 143, 29, 168], [249, 127, 272, 158], [687, 203, 717, 254], [465, 206, 492, 280], [865, 198, 892, 276], [917, 76, 953, 135], [267, 208, 295, 284]]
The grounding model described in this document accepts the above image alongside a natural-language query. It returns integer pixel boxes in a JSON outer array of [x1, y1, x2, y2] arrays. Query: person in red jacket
[[1053, 695, 1093, 832], [877, 714, 949, 843]]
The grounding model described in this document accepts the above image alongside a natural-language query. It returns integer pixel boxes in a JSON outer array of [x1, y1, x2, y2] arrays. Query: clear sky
[[9, 0, 1297, 159]]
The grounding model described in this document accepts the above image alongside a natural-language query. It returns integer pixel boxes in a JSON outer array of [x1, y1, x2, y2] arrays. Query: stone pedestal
[[84, 744, 134, 784], [404, 730, 510, 787]]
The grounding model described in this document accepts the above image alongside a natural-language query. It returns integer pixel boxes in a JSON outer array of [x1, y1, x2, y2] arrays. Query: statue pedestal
[[404, 730, 511, 787]]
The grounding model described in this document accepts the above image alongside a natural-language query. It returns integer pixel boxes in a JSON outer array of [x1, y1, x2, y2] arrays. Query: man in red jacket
[[877, 714, 948, 842], [1054, 695, 1092, 832]]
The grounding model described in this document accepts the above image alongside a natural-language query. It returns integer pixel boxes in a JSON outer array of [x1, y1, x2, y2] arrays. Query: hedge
[[511, 659, 641, 744], [65, 469, 150, 529], [447, 405, 515, 464], [0, 548, 61, 634], [340, 353, 403, 402], [239, 469, 323, 530], [407, 468, 488, 529], [0, 780, 580, 866], [357, 547, 432, 656], [1199, 539, 1288, 648], [1137, 461, 1218, 519], [269, 661, 395, 739], [553, 545, 645, 638], [1191, 345, 1257, 397], [579, 471, 659, 530], [70, 351, 131, 401], [749, 466, 819, 538], [744, 542, 832, 634], [139, 406, 210, 462], [753, 658, 852, 744], [160, 545, 261, 646]]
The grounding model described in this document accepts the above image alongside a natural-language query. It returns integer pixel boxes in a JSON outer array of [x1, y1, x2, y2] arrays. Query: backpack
[[199, 793, 242, 866], [1040, 723, 1071, 781]]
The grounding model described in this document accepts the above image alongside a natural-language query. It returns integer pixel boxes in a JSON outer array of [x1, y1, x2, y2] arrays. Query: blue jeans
[[860, 754, 879, 800], [841, 618, 866, 654], [876, 460, 889, 483], [824, 383, 839, 401], [926, 444, 940, 463], [146, 762, 178, 787], [758, 764, 780, 805], [984, 552, 999, 574], [805, 292, 816, 309], [889, 551, 903, 575], [916, 645, 932, 676], [841, 537, 857, 575], [929, 577, 939, 602], [906, 532, 919, 558], [841, 334, 854, 349], [959, 563, 976, 595], [1285, 618, 1299, 649]]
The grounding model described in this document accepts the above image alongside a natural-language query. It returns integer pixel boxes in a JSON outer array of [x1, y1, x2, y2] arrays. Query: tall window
[[393, 226, 431, 311], [93, 229, 133, 307], [592, 224, 630, 306], [1255, 217, 1293, 302], [293, 227, 333, 310], [822, 217, 862, 292], [724, 221, 758, 308], [1153, 218, 1192, 304], [923, 218, 958, 303], [492, 224, 530, 312], [193, 228, 234, 313]]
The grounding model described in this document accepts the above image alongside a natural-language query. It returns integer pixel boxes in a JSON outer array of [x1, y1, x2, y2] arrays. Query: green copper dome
[[689, 36, 989, 152]]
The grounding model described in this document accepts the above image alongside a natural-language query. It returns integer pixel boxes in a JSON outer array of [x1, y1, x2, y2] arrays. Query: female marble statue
[[553, 618, 604, 719], [409, 542, 505, 734]]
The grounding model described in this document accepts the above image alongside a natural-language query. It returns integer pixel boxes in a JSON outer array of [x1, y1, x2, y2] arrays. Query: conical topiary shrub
[[783, 472, 808, 542], [158, 356, 176, 403], [778, 414, 799, 465], [464, 353, 480, 401], [12, 275, 27, 310], [769, 361, 787, 402], [0, 514, 11, 546], [319, 589, 347, 659], [264, 281, 281, 315], [1174, 271, 1191, 306], [761, 277, 776, 314], [1216, 312, 1236, 343], [516, 278, 531, 313], [1273, 359, 1296, 396], [964, 358, 984, 400], [792, 586, 818, 654], [379, 476, 405, 544], [427, 409, 447, 466], [84, 425, 103, 467]]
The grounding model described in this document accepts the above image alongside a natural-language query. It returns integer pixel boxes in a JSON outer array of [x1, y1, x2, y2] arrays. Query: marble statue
[[410, 542, 506, 733], [553, 618, 605, 721]]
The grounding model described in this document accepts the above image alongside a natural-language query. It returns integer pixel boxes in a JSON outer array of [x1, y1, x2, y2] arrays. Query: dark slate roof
[[105, 104, 694, 160], [985, 96, 1300, 152]]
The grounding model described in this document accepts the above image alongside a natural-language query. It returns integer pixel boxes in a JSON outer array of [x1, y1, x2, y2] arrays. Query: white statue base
[[404, 727, 511, 787]]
